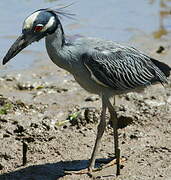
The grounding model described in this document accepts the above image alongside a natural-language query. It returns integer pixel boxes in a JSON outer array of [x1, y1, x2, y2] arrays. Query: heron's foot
[[102, 157, 126, 169], [64, 167, 102, 175], [64, 168, 88, 175], [64, 158, 126, 176]]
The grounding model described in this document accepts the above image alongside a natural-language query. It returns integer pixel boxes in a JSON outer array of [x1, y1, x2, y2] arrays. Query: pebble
[[0, 163, 4, 170], [85, 95, 99, 102], [156, 46, 165, 54], [144, 100, 165, 107]]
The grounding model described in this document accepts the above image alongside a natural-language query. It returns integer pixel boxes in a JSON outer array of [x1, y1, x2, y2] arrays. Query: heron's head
[[3, 9, 60, 65]]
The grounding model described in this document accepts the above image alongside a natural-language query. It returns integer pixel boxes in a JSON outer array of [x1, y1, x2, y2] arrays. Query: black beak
[[3, 34, 31, 65]]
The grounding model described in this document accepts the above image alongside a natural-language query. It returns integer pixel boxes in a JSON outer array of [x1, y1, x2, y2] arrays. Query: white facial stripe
[[23, 11, 41, 29], [41, 16, 55, 32], [36, 24, 44, 27]]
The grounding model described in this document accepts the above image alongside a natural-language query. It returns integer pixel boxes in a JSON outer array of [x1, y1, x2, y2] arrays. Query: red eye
[[34, 25, 44, 32]]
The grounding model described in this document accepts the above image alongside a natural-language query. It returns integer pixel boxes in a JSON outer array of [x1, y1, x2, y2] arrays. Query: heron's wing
[[82, 46, 167, 91]]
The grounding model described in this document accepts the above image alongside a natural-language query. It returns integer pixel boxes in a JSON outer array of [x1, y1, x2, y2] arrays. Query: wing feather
[[82, 46, 168, 91]]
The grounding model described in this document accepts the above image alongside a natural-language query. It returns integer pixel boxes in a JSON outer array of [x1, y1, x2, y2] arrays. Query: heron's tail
[[151, 58, 171, 78]]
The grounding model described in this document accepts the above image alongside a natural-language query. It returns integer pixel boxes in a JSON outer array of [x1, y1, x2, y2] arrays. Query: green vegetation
[[0, 103, 13, 115], [68, 111, 81, 121]]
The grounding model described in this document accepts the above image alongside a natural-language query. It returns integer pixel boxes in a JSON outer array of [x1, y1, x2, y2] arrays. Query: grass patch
[[0, 103, 13, 115]]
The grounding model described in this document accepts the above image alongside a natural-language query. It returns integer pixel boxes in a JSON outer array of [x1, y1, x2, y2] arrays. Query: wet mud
[[0, 33, 171, 180]]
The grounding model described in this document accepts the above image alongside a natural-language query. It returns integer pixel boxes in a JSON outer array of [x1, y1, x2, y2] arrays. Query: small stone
[[3, 133, 10, 138], [42, 118, 51, 130], [0, 118, 8, 123], [16, 82, 34, 90], [0, 163, 4, 170], [14, 125, 25, 134], [30, 123, 39, 128], [69, 107, 99, 128], [85, 96, 99, 102], [144, 99, 165, 107], [12, 120, 19, 125], [118, 115, 134, 128], [0, 133, 3, 138], [2, 75, 16, 81], [156, 46, 165, 54], [130, 134, 138, 139]]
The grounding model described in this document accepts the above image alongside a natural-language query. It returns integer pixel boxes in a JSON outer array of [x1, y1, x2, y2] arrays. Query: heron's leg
[[107, 96, 115, 127], [113, 96, 116, 106], [88, 95, 107, 171], [105, 97, 120, 176]]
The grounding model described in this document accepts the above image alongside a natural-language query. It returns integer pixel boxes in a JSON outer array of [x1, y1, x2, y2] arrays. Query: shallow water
[[0, 0, 171, 70]]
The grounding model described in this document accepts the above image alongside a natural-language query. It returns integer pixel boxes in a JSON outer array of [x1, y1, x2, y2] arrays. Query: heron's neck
[[45, 24, 72, 71], [46, 23, 65, 51]]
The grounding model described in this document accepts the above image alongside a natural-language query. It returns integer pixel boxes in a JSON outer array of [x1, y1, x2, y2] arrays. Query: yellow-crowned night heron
[[3, 8, 171, 176]]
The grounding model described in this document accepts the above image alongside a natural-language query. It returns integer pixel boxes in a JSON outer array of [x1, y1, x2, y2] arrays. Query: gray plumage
[[46, 26, 169, 94], [3, 8, 171, 176]]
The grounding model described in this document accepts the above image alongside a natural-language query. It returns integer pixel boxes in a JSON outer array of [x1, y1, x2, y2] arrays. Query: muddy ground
[[0, 34, 171, 180]]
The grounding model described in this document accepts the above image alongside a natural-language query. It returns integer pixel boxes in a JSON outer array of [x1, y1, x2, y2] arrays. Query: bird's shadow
[[0, 158, 113, 180]]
